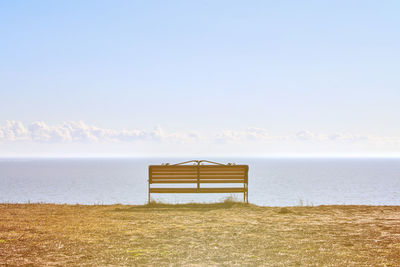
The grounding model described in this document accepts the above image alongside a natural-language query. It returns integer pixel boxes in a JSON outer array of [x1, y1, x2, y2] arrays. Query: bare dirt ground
[[1, 202, 400, 266]]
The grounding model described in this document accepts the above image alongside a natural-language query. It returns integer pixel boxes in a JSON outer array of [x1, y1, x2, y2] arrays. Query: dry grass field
[[1, 202, 400, 266]]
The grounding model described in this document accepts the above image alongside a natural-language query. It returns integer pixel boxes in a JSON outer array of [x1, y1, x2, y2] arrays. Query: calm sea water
[[0, 158, 399, 206]]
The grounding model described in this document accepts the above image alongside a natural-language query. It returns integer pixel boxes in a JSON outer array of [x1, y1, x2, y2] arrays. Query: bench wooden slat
[[199, 168, 247, 171], [199, 172, 246, 176], [151, 173, 246, 175], [150, 180, 197, 183], [149, 188, 199, 193], [150, 166, 197, 171], [151, 179, 244, 183], [150, 166, 247, 170], [198, 175, 245, 178], [149, 188, 247, 193], [152, 177, 245, 181], [152, 175, 245, 179], [151, 175, 198, 179], [198, 188, 247, 193], [199, 170, 245, 172], [152, 173, 244, 177], [151, 171, 197, 176]]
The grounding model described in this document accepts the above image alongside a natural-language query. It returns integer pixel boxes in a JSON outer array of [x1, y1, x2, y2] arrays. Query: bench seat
[[149, 187, 247, 193]]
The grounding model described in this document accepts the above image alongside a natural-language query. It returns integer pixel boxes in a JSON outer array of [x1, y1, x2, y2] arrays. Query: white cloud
[[145, 126, 200, 144], [295, 130, 317, 141], [0, 121, 399, 150], [1, 121, 30, 141], [216, 127, 271, 143], [0, 121, 200, 144], [29, 121, 72, 142], [214, 127, 400, 147]]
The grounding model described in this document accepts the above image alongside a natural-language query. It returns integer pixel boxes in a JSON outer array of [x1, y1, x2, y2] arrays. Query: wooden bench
[[148, 160, 249, 203]]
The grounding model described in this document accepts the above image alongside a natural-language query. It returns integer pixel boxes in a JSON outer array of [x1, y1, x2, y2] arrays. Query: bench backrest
[[149, 165, 248, 185]]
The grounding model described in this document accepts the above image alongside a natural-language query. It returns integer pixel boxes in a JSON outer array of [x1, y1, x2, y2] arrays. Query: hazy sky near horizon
[[1, 1, 400, 156]]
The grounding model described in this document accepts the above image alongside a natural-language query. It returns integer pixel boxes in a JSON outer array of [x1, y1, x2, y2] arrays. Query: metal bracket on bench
[[161, 160, 236, 166]]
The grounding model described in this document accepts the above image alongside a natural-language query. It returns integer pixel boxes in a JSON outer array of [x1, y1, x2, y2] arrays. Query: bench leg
[[244, 184, 248, 204], [148, 182, 150, 204]]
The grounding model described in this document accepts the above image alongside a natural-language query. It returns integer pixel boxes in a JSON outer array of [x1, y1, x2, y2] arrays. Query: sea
[[0, 158, 399, 206]]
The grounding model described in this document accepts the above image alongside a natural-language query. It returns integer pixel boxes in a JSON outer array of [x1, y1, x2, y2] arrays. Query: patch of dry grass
[[1, 203, 400, 266]]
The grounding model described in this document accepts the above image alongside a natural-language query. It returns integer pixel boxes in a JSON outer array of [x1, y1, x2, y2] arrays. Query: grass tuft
[[277, 207, 293, 214]]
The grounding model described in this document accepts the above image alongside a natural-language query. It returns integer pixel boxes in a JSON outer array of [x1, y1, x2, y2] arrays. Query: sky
[[1, 0, 400, 157]]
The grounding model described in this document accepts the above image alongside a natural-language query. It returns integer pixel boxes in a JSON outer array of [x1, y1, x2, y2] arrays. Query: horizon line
[[1, 154, 400, 159]]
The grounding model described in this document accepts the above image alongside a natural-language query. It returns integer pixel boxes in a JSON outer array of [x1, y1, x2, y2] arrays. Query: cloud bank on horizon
[[1, 120, 399, 156]]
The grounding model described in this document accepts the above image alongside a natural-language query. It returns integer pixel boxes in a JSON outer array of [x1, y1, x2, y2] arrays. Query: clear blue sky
[[1, 1, 399, 156]]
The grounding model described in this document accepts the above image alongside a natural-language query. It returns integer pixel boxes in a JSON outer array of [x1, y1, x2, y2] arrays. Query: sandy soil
[[1, 202, 400, 266]]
